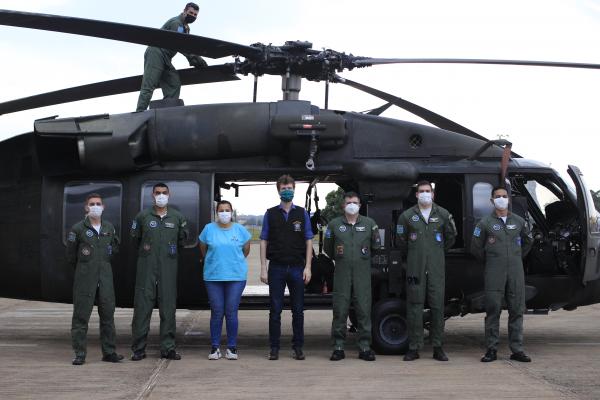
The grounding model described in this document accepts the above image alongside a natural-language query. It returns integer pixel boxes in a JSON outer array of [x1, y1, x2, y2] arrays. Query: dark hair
[[152, 182, 169, 192], [85, 193, 102, 204], [216, 200, 233, 211], [343, 191, 360, 201], [276, 174, 295, 191], [185, 2, 199, 10], [416, 180, 433, 191], [491, 186, 508, 197]]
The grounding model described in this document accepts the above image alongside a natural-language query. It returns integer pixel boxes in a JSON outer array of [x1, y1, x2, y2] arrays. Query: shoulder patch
[[396, 225, 404, 234], [68, 232, 76, 242], [325, 228, 332, 239], [473, 226, 481, 237], [131, 220, 137, 230]]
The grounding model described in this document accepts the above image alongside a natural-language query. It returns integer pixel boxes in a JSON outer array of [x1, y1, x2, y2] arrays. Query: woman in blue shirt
[[199, 200, 251, 360]]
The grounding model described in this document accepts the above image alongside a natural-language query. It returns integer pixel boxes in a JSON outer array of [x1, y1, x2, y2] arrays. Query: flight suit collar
[[490, 211, 514, 224], [83, 216, 103, 233], [151, 207, 169, 218], [411, 203, 440, 223], [341, 214, 364, 225]]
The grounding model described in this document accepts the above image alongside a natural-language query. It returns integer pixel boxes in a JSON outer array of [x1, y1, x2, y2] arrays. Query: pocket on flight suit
[[406, 275, 423, 303]]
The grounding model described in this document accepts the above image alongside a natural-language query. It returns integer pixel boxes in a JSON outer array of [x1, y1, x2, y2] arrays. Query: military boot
[[510, 351, 531, 362], [403, 349, 420, 361], [481, 348, 497, 362], [433, 346, 449, 361], [72, 355, 85, 366]]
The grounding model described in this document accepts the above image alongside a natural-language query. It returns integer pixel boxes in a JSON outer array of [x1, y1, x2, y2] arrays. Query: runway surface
[[0, 296, 599, 400]]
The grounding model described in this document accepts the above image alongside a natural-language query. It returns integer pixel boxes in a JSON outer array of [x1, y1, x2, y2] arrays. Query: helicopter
[[0, 9, 599, 355]]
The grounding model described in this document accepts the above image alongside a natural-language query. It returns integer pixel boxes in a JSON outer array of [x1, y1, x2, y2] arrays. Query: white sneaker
[[226, 348, 238, 360], [208, 347, 221, 360]]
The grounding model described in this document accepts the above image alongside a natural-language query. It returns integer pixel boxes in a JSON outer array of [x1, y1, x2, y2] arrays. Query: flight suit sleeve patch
[[435, 232, 443, 242], [473, 226, 481, 237], [181, 220, 187, 228], [396, 225, 404, 234], [515, 237, 522, 247], [131, 220, 137, 230], [68, 232, 77, 242], [325, 228, 332, 239]]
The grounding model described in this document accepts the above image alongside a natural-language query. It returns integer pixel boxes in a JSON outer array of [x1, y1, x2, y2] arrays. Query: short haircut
[[185, 2, 199, 10], [153, 182, 169, 192], [416, 180, 433, 191], [343, 191, 360, 201], [85, 193, 102, 204], [276, 174, 295, 190], [216, 200, 233, 211], [491, 186, 508, 197]]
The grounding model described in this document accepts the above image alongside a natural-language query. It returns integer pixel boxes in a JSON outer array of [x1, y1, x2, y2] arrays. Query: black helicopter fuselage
[[1, 100, 599, 353]]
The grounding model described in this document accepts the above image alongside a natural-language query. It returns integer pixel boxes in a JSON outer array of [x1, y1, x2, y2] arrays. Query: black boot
[[102, 353, 124, 363], [330, 349, 345, 361], [510, 351, 531, 362], [161, 349, 181, 360], [403, 349, 420, 361], [131, 350, 146, 361], [358, 349, 376, 361], [481, 348, 497, 362], [72, 355, 85, 366], [268, 348, 279, 360], [433, 346, 449, 361]]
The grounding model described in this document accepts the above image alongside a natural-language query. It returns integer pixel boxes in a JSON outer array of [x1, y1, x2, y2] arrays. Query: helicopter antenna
[[324, 79, 330, 110], [253, 75, 258, 103]]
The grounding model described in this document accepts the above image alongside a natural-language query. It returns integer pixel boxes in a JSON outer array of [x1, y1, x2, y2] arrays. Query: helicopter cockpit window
[[524, 181, 561, 218], [472, 182, 494, 220], [141, 181, 199, 248], [63, 182, 123, 245]]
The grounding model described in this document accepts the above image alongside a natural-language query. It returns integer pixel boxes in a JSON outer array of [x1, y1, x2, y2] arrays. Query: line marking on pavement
[[0, 343, 38, 347], [135, 358, 169, 400]]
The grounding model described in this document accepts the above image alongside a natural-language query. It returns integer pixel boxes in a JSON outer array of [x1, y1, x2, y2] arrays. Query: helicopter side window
[[140, 180, 199, 248], [472, 182, 494, 220], [63, 181, 123, 245]]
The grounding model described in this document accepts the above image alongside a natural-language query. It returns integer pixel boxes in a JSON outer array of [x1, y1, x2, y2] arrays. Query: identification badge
[[410, 233, 418, 241], [107, 245, 112, 256], [165, 222, 175, 229], [492, 224, 501, 231], [488, 236, 496, 244], [396, 225, 404, 234], [293, 221, 302, 232], [411, 215, 420, 222], [473, 226, 481, 237], [506, 224, 517, 230], [515, 237, 522, 247], [339, 225, 347, 233], [355, 226, 366, 232], [86, 229, 94, 237], [168, 244, 177, 256], [336, 245, 344, 255], [435, 232, 443, 242], [361, 247, 368, 255], [149, 220, 158, 228]]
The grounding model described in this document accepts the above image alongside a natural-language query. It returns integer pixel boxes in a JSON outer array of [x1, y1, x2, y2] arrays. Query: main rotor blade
[[0, 65, 239, 115], [354, 58, 600, 70], [333, 75, 487, 141], [0, 9, 261, 59]]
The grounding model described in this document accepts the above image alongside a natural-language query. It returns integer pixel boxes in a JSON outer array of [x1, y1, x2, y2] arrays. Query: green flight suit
[[136, 15, 204, 112], [130, 207, 188, 354], [396, 204, 456, 350], [324, 215, 381, 351], [66, 217, 120, 358], [470, 212, 533, 353]]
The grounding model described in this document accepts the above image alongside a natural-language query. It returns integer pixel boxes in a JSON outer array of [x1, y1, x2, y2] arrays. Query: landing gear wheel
[[372, 298, 409, 355]]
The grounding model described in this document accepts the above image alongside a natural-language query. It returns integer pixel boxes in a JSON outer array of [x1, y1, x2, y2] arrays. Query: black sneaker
[[510, 351, 531, 362], [481, 348, 497, 362], [433, 347, 449, 361], [358, 349, 376, 361], [403, 349, 420, 361], [161, 350, 182, 360], [102, 353, 124, 363], [72, 355, 85, 366], [292, 347, 305, 360], [268, 348, 279, 360], [330, 349, 346, 361], [131, 351, 146, 361]]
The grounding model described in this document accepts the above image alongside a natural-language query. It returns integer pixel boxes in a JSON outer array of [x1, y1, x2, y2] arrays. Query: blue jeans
[[204, 280, 246, 348], [268, 263, 305, 350]]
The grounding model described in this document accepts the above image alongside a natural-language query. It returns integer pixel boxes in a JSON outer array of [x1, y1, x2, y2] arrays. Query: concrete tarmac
[[1, 296, 600, 400]]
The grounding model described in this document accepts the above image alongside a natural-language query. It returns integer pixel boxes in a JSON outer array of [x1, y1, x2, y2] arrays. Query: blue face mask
[[279, 189, 294, 203]]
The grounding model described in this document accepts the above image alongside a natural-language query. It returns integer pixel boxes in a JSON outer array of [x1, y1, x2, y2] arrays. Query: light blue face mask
[[279, 189, 294, 203]]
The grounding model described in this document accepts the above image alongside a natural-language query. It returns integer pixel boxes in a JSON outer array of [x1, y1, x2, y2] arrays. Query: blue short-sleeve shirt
[[199, 222, 251, 281]]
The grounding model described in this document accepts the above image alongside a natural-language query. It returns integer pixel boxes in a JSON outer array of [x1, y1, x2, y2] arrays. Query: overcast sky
[[1, 0, 599, 213]]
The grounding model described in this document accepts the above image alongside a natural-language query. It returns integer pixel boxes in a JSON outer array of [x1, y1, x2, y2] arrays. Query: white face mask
[[344, 203, 360, 216], [88, 205, 103, 218], [417, 192, 433, 206], [217, 211, 232, 224], [155, 194, 169, 207], [493, 197, 509, 210]]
